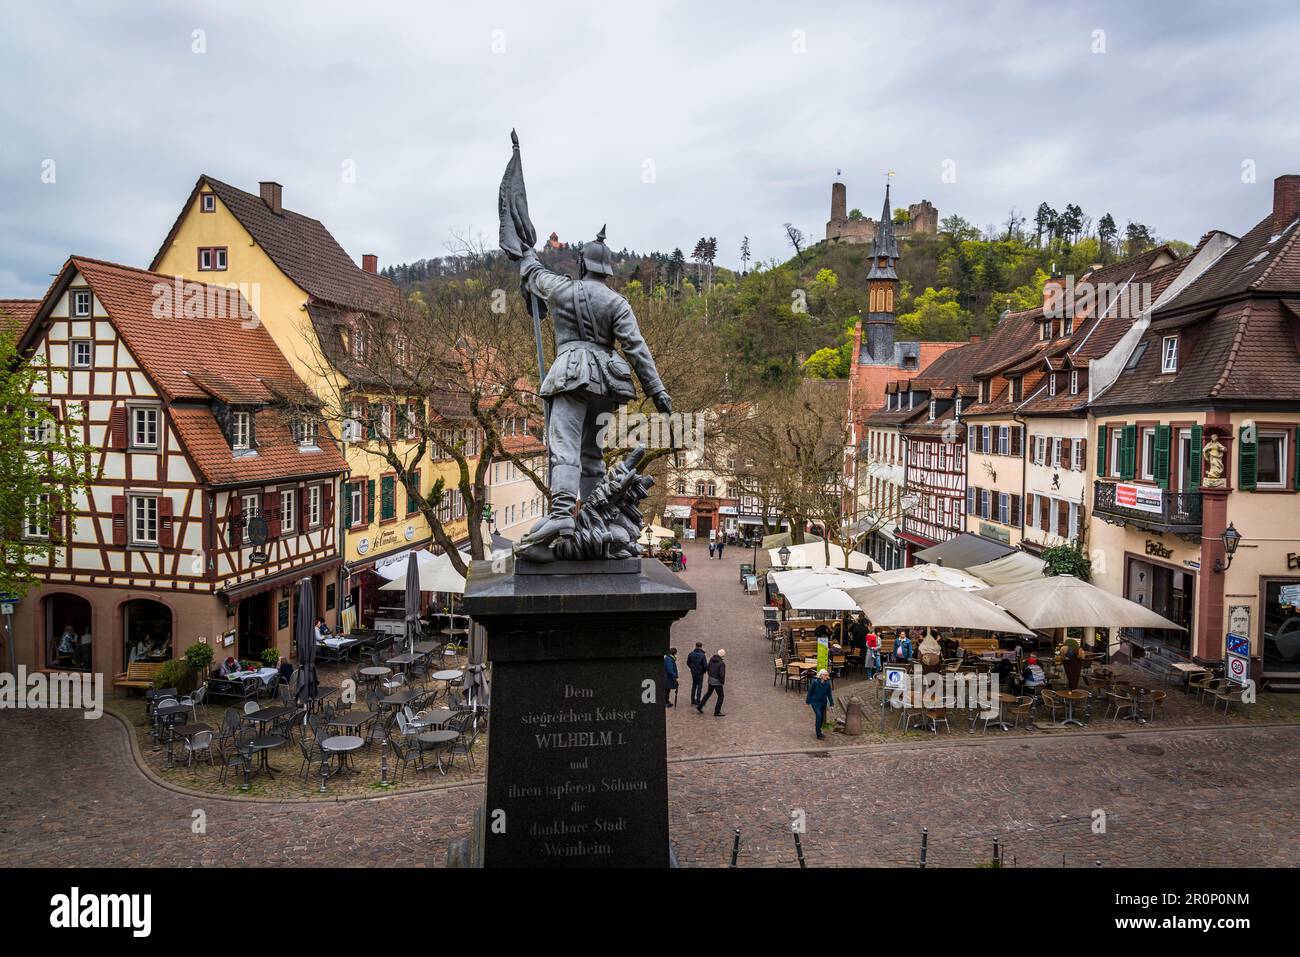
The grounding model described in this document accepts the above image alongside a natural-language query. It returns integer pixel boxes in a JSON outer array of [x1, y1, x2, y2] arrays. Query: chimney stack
[[259, 181, 283, 215], [968, 334, 981, 343], [1273, 174, 1300, 233], [362, 254, 378, 274]]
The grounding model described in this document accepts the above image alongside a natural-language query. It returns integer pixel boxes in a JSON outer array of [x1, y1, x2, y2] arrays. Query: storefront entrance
[[237, 591, 271, 661], [44, 594, 92, 671], [1125, 555, 1194, 653], [1261, 577, 1300, 674]]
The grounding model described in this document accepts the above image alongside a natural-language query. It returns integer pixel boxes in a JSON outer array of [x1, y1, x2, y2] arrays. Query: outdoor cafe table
[[242, 705, 291, 735], [320, 735, 365, 774], [359, 666, 391, 684], [328, 710, 375, 735], [432, 669, 463, 683], [416, 729, 459, 774], [1169, 661, 1208, 692], [172, 722, 212, 741], [380, 689, 422, 710], [249, 734, 287, 776], [413, 641, 438, 655], [230, 667, 279, 689], [152, 703, 191, 743], [1126, 687, 1155, 724], [991, 693, 1017, 732], [386, 652, 418, 673], [1058, 689, 1089, 727]]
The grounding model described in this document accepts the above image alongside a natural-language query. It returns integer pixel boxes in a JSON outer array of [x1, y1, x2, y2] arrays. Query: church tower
[[862, 183, 900, 362]]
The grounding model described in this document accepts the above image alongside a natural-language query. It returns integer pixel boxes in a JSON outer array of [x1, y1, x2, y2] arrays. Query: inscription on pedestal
[[485, 655, 666, 866]]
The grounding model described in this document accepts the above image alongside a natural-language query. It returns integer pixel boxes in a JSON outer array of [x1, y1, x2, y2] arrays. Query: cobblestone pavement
[[2, 542, 1297, 867]]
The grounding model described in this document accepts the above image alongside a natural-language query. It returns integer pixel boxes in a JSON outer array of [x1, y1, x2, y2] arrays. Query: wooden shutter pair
[[263, 491, 281, 537], [380, 475, 396, 521], [1075, 438, 1087, 471], [1237, 425, 1257, 491], [1056, 500, 1068, 538], [1154, 426, 1172, 489], [1010, 427, 1022, 457], [366, 479, 376, 524], [112, 495, 127, 545], [1010, 494, 1022, 528], [1120, 425, 1137, 480]]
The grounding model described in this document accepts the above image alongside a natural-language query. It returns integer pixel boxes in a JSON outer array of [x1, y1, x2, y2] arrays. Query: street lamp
[[1214, 522, 1242, 573], [778, 544, 791, 568]]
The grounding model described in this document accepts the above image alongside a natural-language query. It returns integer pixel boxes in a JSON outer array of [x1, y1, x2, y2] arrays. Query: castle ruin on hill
[[825, 178, 938, 244]]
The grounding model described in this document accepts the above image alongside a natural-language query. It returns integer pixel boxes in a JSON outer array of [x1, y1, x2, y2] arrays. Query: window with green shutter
[[1120, 424, 1137, 480], [1096, 425, 1107, 475], [381, 475, 395, 520], [1238, 425, 1257, 491], [342, 482, 352, 527], [1154, 425, 1171, 489], [366, 479, 376, 522], [1187, 425, 1203, 491]]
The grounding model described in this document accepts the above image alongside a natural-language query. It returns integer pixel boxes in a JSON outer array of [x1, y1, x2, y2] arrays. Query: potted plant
[[261, 647, 281, 669], [184, 641, 215, 678]]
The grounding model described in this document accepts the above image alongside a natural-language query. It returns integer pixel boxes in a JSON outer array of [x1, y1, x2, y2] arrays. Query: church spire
[[867, 183, 899, 279]]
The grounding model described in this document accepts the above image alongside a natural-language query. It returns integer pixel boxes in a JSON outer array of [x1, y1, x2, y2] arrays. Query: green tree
[[801, 346, 846, 378], [895, 286, 971, 341], [0, 328, 94, 600], [1097, 213, 1117, 262]]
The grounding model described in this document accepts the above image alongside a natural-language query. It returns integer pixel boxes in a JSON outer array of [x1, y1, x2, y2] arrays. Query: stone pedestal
[[463, 555, 695, 867]]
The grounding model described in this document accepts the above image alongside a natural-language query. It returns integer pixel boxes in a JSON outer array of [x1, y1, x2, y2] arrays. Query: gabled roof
[[150, 174, 403, 316], [1155, 213, 1300, 314], [31, 257, 302, 403], [170, 404, 346, 487], [0, 299, 40, 340]]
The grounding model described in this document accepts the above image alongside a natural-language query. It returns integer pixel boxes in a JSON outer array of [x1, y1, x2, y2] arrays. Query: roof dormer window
[[1070, 370, 1080, 395], [1161, 335, 1179, 374], [231, 410, 252, 451], [1048, 374, 1057, 397], [1063, 317, 1074, 336], [201, 192, 216, 213], [1010, 377, 1023, 402], [928, 399, 937, 421]]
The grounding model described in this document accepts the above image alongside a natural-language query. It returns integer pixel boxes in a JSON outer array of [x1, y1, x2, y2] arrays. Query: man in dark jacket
[[686, 642, 709, 706], [696, 649, 726, 716], [664, 647, 679, 707], [806, 668, 835, 740]]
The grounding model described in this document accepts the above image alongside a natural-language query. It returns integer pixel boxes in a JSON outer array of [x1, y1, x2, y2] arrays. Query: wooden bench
[[958, 637, 1001, 655], [113, 661, 164, 690]]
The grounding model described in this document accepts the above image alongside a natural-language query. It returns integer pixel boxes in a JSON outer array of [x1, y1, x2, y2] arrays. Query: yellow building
[[151, 176, 476, 628]]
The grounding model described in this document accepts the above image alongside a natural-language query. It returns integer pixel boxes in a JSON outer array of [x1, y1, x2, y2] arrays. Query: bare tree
[[783, 223, 807, 263]]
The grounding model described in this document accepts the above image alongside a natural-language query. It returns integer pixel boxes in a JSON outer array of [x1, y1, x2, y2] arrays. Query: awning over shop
[[663, 504, 692, 519], [220, 555, 342, 603], [914, 532, 1016, 569]]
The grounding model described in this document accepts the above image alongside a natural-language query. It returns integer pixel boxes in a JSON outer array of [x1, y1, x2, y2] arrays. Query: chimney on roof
[[1273, 174, 1300, 233], [259, 181, 283, 216], [1042, 273, 1067, 310], [362, 254, 378, 274], [969, 335, 981, 343]]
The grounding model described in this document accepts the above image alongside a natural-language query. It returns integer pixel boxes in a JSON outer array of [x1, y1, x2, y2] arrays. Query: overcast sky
[[2, 0, 1298, 296]]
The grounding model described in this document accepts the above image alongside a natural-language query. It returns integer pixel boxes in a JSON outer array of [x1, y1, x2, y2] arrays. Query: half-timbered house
[[14, 257, 347, 676]]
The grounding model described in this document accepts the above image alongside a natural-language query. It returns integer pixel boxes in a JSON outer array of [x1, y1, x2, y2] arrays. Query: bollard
[[379, 735, 390, 788], [920, 827, 928, 868], [992, 836, 1001, 868], [792, 829, 806, 868], [240, 756, 251, 792], [164, 727, 175, 770], [729, 828, 741, 868], [320, 759, 329, 794]]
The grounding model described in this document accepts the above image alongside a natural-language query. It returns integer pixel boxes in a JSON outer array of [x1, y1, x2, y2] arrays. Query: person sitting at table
[[277, 656, 294, 685], [993, 655, 1015, 693], [219, 655, 239, 678], [56, 626, 78, 664], [314, 617, 332, 641], [1021, 656, 1046, 695], [814, 623, 831, 640]]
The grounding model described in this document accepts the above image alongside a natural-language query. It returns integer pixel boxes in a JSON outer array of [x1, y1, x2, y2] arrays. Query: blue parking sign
[[1226, 633, 1249, 656]]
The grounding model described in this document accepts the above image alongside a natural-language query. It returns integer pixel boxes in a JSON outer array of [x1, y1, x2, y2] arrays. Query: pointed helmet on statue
[[581, 224, 615, 277]]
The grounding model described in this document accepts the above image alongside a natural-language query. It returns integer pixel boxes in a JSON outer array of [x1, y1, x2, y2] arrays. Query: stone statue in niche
[[1202, 432, 1227, 488]]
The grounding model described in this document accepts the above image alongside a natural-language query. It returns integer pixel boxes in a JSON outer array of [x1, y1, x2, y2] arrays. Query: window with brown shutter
[[1010, 494, 1022, 528], [109, 405, 127, 449], [1010, 427, 1022, 457], [158, 496, 174, 548], [229, 495, 243, 547], [111, 495, 127, 545], [299, 484, 310, 531], [263, 491, 280, 537], [322, 482, 334, 525], [1076, 438, 1087, 471], [1057, 500, 1068, 538]]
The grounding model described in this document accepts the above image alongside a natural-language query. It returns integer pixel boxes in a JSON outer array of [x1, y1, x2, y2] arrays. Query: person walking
[[716, 539, 725, 560], [806, 668, 835, 740], [708, 540, 716, 559], [697, 648, 726, 716], [664, 647, 679, 707], [686, 642, 709, 706]]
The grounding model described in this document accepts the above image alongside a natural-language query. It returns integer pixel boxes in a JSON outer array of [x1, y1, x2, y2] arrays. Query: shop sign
[[1116, 482, 1164, 514], [1228, 605, 1250, 638], [404, 524, 416, 541], [1287, 553, 1300, 571], [1280, 583, 1300, 606], [1145, 540, 1174, 559], [356, 538, 370, 555], [249, 549, 268, 564]]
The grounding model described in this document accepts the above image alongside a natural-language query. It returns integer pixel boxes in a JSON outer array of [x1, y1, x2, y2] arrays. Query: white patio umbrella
[[378, 550, 467, 595], [867, 564, 988, 591], [761, 531, 822, 550], [770, 567, 876, 594], [638, 524, 676, 546], [767, 542, 877, 571], [977, 575, 1185, 631], [784, 586, 860, 613], [844, 574, 1033, 635]]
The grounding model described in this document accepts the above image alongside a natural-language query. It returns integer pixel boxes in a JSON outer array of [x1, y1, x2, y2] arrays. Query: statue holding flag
[[500, 131, 672, 561]]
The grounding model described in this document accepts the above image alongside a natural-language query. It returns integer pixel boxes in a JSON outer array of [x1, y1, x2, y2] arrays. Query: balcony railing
[[1093, 480, 1202, 534]]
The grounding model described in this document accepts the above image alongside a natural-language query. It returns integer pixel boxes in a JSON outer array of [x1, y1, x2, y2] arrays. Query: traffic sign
[[883, 667, 908, 691], [1226, 653, 1249, 685], [1226, 633, 1250, 657]]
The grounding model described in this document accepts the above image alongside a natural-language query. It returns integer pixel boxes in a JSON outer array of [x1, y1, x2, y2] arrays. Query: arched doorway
[[122, 599, 173, 668], [44, 594, 93, 671]]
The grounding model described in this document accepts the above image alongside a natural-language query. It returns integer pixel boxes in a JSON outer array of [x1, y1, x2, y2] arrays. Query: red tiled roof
[[0, 298, 40, 339], [151, 175, 403, 316], [170, 405, 346, 487]]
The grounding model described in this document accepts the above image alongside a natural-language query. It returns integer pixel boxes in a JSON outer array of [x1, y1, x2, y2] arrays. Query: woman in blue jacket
[[806, 669, 835, 740], [664, 647, 679, 707]]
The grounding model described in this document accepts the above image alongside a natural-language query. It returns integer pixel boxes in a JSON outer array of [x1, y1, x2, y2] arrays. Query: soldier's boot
[[520, 466, 578, 546]]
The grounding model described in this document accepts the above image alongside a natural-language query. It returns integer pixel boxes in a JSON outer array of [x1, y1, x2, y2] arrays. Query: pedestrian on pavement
[[807, 668, 835, 740], [708, 540, 715, 558], [865, 626, 881, 677], [697, 648, 726, 716], [664, 647, 679, 707], [686, 642, 709, 706], [716, 539, 725, 559]]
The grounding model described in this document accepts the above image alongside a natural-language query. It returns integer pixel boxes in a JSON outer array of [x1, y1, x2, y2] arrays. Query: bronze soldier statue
[[515, 227, 672, 549]]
